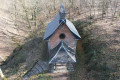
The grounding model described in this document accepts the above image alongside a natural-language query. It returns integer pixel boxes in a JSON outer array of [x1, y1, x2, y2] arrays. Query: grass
[[1, 31, 48, 80], [68, 20, 93, 80], [29, 73, 52, 80], [72, 19, 120, 80], [37, 74, 52, 80]]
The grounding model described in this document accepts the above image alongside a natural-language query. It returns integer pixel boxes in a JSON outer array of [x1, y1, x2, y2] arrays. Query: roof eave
[[43, 19, 81, 40], [44, 20, 66, 40]]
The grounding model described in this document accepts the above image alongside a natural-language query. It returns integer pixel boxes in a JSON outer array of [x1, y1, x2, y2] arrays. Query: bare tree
[[109, 0, 119, 20], [33, 0, 38, 29], [19, 0, 31, 28], [101, 0, 109, 19], [54, 0, 56, 14]]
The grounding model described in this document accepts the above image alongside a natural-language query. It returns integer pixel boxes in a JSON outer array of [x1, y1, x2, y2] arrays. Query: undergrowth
[[72, 19, 118, 80], [29, 73, 52, 80], [1, 31, 49, 80]]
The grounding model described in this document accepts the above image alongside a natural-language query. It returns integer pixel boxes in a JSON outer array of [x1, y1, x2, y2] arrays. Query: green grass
[[37, 74, 52, 80], [29, 73, 52, 80]]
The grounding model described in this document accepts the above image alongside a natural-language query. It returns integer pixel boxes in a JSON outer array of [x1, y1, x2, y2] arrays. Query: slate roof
[[49, 41, 76, 64], [43, 5, 81, 40]]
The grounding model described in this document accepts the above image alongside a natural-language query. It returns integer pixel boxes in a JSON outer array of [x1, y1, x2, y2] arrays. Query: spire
[[60, 4, 66, 14], [59, 4, 66, 23]]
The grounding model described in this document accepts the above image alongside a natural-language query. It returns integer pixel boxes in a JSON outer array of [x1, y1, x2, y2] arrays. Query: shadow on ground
[[1, 36, 48, 79]]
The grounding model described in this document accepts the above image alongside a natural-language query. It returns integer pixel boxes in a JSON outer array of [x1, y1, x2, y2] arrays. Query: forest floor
[[1, 15, 120, 80], [72, 17, 120, 80], [26, 17, 120, 80], [0, 8, 14, 63], [0, 2, 120, 79], [0, 6, 28, 64]]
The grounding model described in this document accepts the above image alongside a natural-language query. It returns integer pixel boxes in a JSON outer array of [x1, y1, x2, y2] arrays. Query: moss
[[38, 74, 51, 80], [29, 74, 52, 80]]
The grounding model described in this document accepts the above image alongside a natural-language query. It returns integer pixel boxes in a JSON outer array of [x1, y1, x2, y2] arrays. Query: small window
[[59, 33, 65, 39]]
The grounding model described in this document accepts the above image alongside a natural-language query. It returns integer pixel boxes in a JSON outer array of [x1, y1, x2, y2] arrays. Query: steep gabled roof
[[43, 5, 81, 40], [49, 41, 76, 64]]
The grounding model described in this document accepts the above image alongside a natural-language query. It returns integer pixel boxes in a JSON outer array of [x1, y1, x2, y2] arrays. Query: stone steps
[[23, 60, 49, 80], [54, 64, 68, 73]]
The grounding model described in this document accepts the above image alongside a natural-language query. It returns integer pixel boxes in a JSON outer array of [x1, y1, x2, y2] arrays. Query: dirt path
[[48, 72, 69, 80]]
